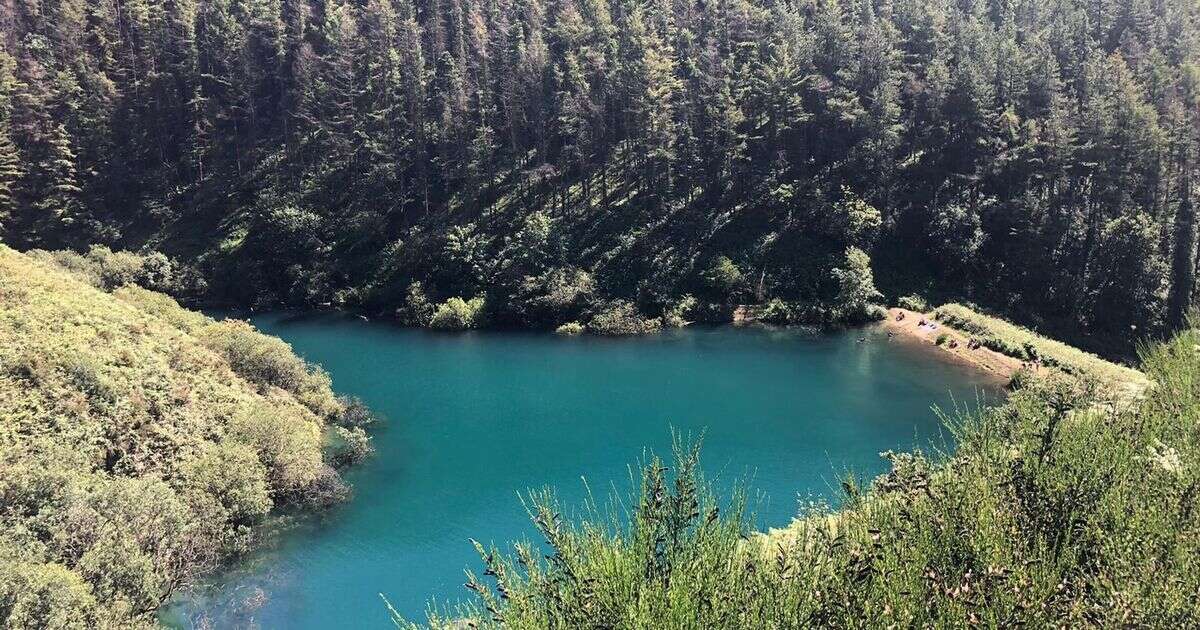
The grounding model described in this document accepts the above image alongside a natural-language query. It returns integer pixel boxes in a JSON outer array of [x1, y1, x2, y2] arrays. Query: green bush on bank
[[429, 296, 487, 330], [896, 294, 929, 312], [0, 246, 370, 628], [407, 331, 1196, 628], [587, 300, 662, 335], [554, 321, 585, 335]]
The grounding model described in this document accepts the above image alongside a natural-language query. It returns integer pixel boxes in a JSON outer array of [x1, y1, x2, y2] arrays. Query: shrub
[[396, 281, 435, 326], [587, 300, 661, 335], [662, 295, 697, 328], [336, 396, 377, 429], [429, 296, 487, 330], [757, 298, 798, 324], [29, 245, 206, 298], [179, 444, 273, 528], [897, 294, 929, 312], [702, 256, 745, 301], [196, 319, 339, 417], [554, 321, 585, 335], [331, 426, 375, 468], [513, 267, 596, 326], [0, 561, 100, 629], [228, 401, 327, 501], [935, 332, 949, 345]]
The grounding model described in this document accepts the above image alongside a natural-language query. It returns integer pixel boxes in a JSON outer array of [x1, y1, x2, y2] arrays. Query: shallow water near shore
[[164, 315, 1000, 628]]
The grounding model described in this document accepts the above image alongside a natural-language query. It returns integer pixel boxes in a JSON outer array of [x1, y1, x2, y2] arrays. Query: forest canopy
[[0, 0, 1196, 353]]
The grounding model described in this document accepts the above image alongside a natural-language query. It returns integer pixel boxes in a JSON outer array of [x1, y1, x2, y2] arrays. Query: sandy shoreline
[[879, 308, 1024, 384]]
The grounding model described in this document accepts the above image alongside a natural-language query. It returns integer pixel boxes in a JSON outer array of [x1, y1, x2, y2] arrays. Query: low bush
[[661, 295, 697, 328], [554, 321, 585, 335], [587, 300, 662, 335], [396, 282, 435, 326], [28, 245, 207, 298], [196, 319, 340, 418], [896, 294, 929, 312], [429, 296, 487, 330]]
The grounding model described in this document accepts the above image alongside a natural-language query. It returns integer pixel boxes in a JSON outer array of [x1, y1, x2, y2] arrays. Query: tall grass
[[404, 332, 1200, 628]]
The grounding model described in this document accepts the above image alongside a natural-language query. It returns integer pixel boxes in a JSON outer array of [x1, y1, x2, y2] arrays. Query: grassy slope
[[933, 303, 1148, 388], [422, 330, 1198, 628], [0, 246, 353, 628]]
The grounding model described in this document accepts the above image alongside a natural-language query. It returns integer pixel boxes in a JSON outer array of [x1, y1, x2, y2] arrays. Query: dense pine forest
[[0, 0, 1196, 354]]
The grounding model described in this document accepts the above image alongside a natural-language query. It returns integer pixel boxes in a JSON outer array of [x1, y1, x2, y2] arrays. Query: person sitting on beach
[[896, 312, 906, 321]]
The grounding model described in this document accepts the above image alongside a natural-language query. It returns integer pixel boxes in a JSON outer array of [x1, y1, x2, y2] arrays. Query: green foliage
[[27, 246, 207, 297], [396, 282, 436, 327], [554, 322, 585, 336], [661, 295, 697, 328], [701, 256, 745, 302], [196, 320, 340, 418], [429, 296, 487, 330], [896, 294, 929, 312], [411, 332, 1200, 628], [831, 247, 884, 323], [830, 187, 882, 247], [0, 246, 367, 627], [331, 427, 375, 468], [0, 559, 101, 629], [507, 267, 596, 327], [587, 300, 662, 335]]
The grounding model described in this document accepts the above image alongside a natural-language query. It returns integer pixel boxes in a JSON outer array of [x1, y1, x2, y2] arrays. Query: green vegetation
[[0, 246, 371, 628], [410, 333, 1198, 628], [896, 294, 930, 313], [586, 300, 663, 336], [934, 303, 1148, 387], [553, 322, 585, 336], [429, 296, 488, 331], [0, 0, 1194, 353]]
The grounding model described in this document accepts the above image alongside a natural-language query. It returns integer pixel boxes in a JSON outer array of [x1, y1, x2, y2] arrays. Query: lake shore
[[880, 308, 1024, 384]]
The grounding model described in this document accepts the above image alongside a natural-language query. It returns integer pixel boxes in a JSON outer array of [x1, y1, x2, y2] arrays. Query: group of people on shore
[[893, 309, 986, 353]]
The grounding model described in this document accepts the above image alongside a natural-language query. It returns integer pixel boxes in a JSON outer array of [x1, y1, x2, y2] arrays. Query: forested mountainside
[[0, 0, 1196, 354], [0, 246, 372, 628]]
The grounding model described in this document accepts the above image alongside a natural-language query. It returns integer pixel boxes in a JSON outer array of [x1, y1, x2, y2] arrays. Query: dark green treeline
[[0, 0, 1196, 354]]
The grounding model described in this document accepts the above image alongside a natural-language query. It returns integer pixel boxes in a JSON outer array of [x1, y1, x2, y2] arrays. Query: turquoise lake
[[167, 314, 1001, 628]]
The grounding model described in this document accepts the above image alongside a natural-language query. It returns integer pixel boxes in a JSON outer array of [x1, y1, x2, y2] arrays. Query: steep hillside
[[0, 0, 1195, 356], [0, 246, 369, 628]]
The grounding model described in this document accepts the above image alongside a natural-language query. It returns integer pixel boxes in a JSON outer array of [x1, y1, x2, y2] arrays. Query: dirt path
[[880, 308, 1026, 383]]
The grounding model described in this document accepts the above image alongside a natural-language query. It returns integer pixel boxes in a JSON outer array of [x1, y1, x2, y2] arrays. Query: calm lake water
[[166, 314, 1000, 628]]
